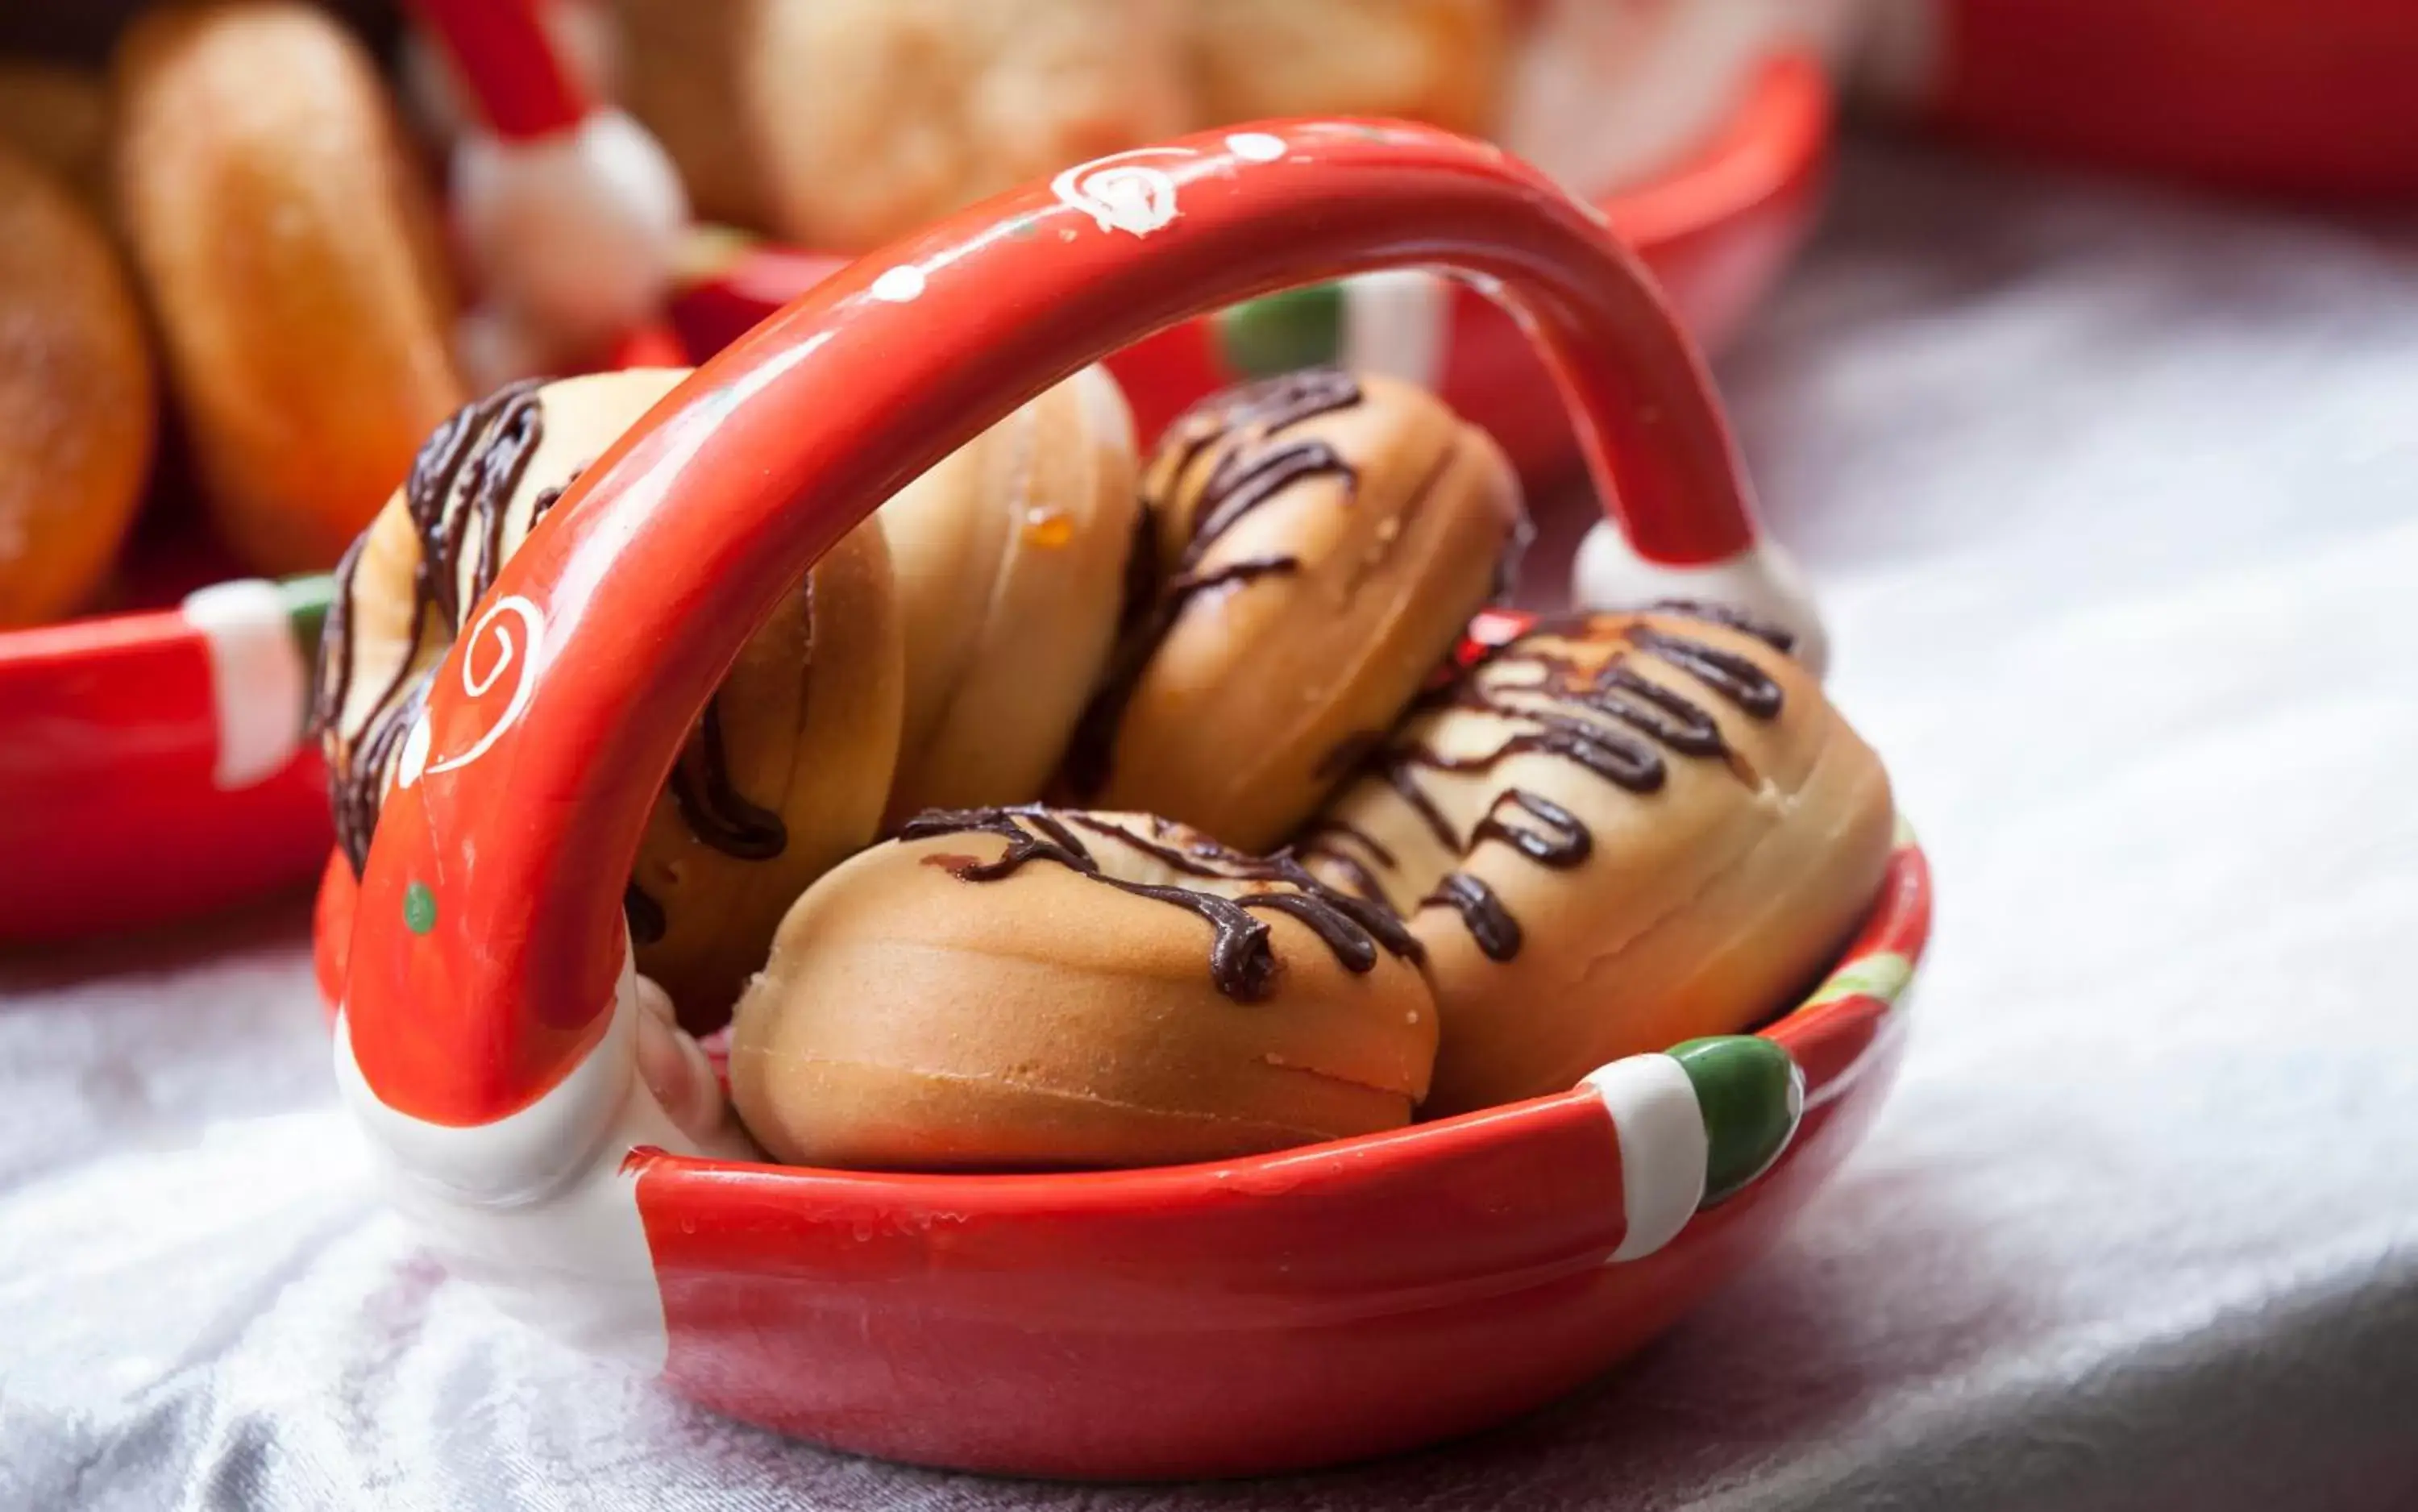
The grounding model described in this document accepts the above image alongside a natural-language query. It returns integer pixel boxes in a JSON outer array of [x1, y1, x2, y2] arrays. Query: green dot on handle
[[403, 882, 437, 936], [1216, 283, 1344, 380], [1670, 1036, 1803, 1205]]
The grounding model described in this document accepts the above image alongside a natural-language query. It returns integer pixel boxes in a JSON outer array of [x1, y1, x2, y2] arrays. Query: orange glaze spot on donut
[[1022, 508, 1075, 548]]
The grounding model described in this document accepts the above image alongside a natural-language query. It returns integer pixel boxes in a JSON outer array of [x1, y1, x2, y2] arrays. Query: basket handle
[[343, 120, 1797, 1129], [405, 0, 589, 138]]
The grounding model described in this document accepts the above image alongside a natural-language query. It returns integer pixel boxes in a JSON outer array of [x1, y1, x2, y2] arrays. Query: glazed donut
[[1300, 606, 1894, 1115], [742, 0, 1191, 252], [0, 144, 155, 629], [1065, 367, 1525, 854], [880, 364, 1141, 821], [114, 0, 463, 576], [316, 369, 904, 1028], [609, 0, 771, 232], [0, 63, 110, 211], [1186, 0, 1508, 137], [729, 805, 1436, 1171]]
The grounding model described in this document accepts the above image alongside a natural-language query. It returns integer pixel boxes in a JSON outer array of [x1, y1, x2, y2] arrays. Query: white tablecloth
[[6, 139, 2416, 1510]]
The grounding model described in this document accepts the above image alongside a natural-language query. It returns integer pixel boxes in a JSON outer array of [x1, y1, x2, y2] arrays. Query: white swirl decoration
[[1052, 148, 1194, 238], [424, 594, 547, 779]]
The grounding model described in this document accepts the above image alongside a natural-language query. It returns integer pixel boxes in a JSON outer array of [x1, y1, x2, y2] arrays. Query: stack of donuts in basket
[[319, 359, 1892, 1172]]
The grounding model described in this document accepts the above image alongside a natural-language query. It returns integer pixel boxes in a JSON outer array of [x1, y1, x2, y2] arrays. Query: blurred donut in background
[[609, 0, 768, 231], [0, 143, 154, 627], [1187, 0, 1507, 139], [606, 0, 1805, 255], [113, 1, 463, 576], [0, 62, 110, 210], [742, 0, 1192, 253]]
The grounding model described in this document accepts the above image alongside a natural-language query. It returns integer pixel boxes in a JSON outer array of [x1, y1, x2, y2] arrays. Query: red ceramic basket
[[0, 571, 331, 942], [0, 346, 677, 947], [1869, 0, 2418, 197], [325, 119, 1930, 1479]]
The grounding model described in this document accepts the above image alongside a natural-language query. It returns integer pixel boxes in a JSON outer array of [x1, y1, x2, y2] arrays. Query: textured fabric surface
[[6, 140, 2418, 1510]]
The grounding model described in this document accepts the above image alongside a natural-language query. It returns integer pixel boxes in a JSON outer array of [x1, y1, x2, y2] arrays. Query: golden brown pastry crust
[[1067, 367, 1524, 854], [729, 806, 1438, 1171], [880, 364, 1140, 822], [1186, 0, 1508, 137], [0, 64, 110, 212], [742, 0, 1191, 252], [114, 0, 462, 575], [315, 369, 904, 1031], [1301, 609, 1894, 1114], [626, 505, 902, 1020], [0, 144, 154, 629]]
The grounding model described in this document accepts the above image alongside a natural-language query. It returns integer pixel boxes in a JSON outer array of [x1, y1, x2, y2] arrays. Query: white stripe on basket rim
[[181, 579, 310, 790], [1340, 270, 1451, 388], [1585, 1053, 1710, 1262]]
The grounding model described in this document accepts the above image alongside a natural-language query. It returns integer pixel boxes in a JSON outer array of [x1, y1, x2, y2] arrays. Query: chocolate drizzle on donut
[[529, 464, 584, 530], [1642, 597, 1797, 654], [1627, 625, 1784, 718], [314, 379, 798, 959], [1291, 818, 1396, 906], [628, 580, 816, 943], [1163, 365, 1363, 484], [326, 671, 427, 873], [667, 696, 788, 861], [1587, 664, 1732, 758], [1109, 501, 1163, 640], [1180, 440, 1348, 570], [316, 380, 548, 873], [1423, 872, 1520, 962], [413, 380, 547, 628], [1062, 369, 1367, 797], [899, 805, 1422, 1003], [623, 883, 667, 946], [1470, 789, 1591, 869], [1298, 617, 1789, 961]]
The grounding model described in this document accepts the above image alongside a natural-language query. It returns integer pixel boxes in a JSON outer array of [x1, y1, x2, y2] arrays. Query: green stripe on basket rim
[[1802, 950, 1915, 1012]]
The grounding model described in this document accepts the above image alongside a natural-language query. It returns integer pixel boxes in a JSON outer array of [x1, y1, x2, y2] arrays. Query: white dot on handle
[[870, 265, 926, 303], [1225, 132, 1287, 164]]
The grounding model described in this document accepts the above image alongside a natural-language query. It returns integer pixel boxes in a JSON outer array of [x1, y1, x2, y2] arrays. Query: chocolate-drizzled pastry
[[728, 805, 1440, 1171], [879, 365, 1141, 822], [1066, 367, 1526, 852], [316, 368, 904, 1030], [1300, 612, 1894, 1115]]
